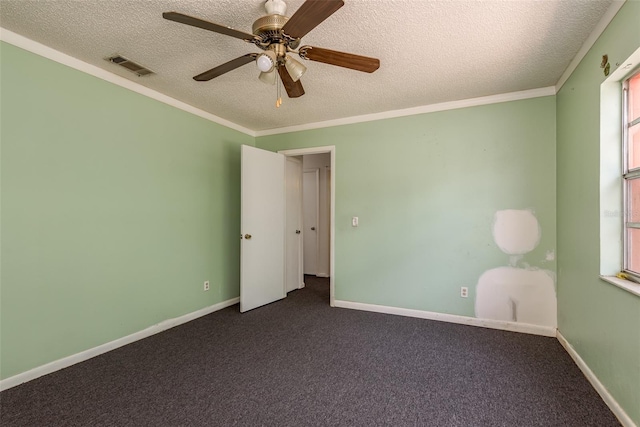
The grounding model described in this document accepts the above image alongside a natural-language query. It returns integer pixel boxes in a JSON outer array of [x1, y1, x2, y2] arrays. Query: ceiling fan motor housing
[[252, 15, 288, 41], [252, 14, 302, 52]]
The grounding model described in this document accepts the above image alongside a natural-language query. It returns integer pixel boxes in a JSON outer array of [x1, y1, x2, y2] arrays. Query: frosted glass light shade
[[259, 69, 276, 85], [284, 56, 306, 82]]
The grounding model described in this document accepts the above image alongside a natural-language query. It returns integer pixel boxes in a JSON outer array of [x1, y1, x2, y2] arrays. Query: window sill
[[600, 275, 640, 298]]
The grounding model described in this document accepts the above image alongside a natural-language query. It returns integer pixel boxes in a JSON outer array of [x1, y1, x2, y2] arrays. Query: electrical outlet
[[460, 287, 468, 298], [204, 281, 210, 291]]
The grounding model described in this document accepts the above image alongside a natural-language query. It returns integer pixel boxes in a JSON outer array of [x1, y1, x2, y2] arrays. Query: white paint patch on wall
[[476, 209, 557, 328], [492, 209, 541, 255], [476, 267, 557, 327]]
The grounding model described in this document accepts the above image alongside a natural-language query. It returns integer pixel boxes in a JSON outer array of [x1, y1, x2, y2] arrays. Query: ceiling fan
[[163, 0, 380, 103]]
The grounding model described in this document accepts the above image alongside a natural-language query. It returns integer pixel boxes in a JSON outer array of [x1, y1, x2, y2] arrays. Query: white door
[[303, 169, 319, 275], [240, 145, 286, 312], [285, 157, 303, 292]]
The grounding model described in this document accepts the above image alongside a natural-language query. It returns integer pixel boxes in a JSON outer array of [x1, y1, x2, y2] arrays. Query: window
[[623, 70, 640, 278]]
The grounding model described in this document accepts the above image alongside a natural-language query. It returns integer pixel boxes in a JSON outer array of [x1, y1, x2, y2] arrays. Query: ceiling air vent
[[105, 55, 154, 77]]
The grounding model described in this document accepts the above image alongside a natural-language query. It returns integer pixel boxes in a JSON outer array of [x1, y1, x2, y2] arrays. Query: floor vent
[[105, 55, 154, 77]]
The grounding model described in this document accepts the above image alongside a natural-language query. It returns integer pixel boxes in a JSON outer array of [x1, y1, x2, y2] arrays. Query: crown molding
[[0, 28, 257, 137], [2, 26, 561, 139], [555, 0, 626, 92], [255, 86, 556, 137]]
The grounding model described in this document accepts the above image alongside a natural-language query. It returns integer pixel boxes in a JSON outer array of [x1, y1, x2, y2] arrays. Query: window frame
[[622, 69, 640, 280]]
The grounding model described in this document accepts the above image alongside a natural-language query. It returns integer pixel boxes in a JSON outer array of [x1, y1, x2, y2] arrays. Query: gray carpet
[[1, 276, 620, 426]]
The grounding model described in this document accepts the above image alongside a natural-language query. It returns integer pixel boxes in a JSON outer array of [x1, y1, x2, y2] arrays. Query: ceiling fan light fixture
[[284, 56, 306, 82], [256, 50, 277, 72], [164, 1, 378, 103], [259, 69, 277, 85]]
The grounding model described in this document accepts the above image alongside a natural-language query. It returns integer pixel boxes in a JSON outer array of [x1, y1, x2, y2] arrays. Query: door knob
[[311, 227, 316, 231], [296, 230, 301, 234], [244, 234, 252, 239]]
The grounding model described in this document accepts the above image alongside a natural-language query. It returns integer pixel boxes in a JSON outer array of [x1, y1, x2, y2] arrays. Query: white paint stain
[[475, 267, 557, 327], [492, 209, 540, 255], [508, 255, 522, 267], [545, 250, 555, 261], [476, 209, 557, 328]]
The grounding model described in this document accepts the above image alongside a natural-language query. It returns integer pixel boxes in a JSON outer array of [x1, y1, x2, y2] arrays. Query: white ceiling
[[0, 0, 615, 132]]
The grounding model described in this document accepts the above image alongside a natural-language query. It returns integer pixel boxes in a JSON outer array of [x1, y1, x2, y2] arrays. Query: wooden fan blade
[[299, 46, 380, 73], [281, 0, 344, 39], [194, 54, 258, 81], [163, 12, 258, 42], [278, 66, 305, 98]]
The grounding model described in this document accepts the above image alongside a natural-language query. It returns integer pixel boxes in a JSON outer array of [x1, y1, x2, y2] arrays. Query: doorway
[[302, 155, 331, 278], [280, 146, 335, 306], [285, 156, 303, 293], [303, 169, 319, 276]]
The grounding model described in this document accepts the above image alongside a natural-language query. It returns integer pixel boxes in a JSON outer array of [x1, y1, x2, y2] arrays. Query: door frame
[[279, 146, 336, 307], [303, 168, 320, 276], [285, 156, 304, 292]]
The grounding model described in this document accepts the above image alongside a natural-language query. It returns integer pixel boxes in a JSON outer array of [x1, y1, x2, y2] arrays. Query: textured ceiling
[[0, 0, 615, 132]]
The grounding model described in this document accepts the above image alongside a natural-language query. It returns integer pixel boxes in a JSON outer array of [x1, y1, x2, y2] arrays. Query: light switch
[[352, 216, 359, 227]]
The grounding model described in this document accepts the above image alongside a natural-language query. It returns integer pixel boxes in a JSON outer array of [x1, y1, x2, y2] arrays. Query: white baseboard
[[333, 300, 557, 337], [556, 331, 637, 427], [0, 297, 239, 391]]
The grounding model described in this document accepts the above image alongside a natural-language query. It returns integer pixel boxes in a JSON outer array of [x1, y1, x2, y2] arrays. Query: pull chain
[[276, 70, 282, 108]]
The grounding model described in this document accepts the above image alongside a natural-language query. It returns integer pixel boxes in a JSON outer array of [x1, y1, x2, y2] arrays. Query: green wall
[[556, 1, 640, 424], [1, 38, 559, 382], [0, 42, 253, 379], [3, 4, 638, 421], [258, 96, 557, 315]]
